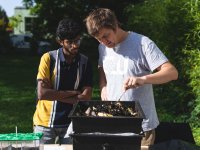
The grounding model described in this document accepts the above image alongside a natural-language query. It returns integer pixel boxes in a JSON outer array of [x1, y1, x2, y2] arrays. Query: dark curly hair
[[56, 18, 82, 40]]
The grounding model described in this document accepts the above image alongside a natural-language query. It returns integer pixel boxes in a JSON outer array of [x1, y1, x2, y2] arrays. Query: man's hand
[[77, 87, 92, 100], [123, 76, 146, 91]]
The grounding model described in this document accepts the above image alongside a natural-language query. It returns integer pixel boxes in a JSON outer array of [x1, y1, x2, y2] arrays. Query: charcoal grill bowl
[[69, 100, 146, 134]]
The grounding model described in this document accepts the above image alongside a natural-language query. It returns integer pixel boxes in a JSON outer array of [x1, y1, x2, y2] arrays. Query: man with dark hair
[[85, 8, 178, 147], [33, 18, 93, 144]]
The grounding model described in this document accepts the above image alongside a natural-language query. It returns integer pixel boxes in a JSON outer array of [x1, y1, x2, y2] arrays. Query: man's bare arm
[[37, 79, 80, 104]]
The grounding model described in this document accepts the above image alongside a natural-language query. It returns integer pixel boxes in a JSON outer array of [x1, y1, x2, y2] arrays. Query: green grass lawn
[[0, 54, 40, 133], [0, 54, 199, 146]]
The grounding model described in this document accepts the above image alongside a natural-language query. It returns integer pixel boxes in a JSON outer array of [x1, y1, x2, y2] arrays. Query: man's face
[[61, 36, 81, 56], [95, 28, 117, 48]]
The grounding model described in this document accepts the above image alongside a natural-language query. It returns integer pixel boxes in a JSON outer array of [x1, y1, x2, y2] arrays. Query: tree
[[0, 6, 11, 53], [125, 0, 200, 123], [22, 0, 142, 48]]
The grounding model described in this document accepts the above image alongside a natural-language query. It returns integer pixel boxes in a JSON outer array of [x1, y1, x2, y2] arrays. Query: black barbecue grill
[[69, 100, 146, 150]]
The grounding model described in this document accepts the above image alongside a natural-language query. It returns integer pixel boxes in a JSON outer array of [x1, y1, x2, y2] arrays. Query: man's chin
[[105, 44, 113, 48], [70, 49, 79, 55], [105, 43, 115, 48], [71, 52, 78, 56]]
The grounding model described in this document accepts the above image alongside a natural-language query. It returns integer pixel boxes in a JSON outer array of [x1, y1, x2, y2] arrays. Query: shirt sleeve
[[142, 38, 168, 72], [37, 52, 51, 80]]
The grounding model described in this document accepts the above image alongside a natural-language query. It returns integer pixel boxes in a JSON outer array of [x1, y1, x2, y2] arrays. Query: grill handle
[[102, 143, 115, 150]]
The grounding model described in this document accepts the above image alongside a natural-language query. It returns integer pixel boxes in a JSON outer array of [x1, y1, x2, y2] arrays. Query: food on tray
[[76, 101, 138, 117], [97, 112, 113, 117]]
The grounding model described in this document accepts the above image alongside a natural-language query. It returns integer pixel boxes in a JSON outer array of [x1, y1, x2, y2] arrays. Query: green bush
[[125, 0, 199, 119], [125, 0, 200, 144], [182, 0, 200, 128], [185, 49, 200, 127]]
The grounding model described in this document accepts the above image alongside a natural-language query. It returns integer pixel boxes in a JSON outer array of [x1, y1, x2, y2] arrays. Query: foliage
[[184, 49, 200, 127], [192, 128, 200, 145], [9, 15, 23, 28], [0, 6, 11, 54], [22, 0, 142, 48], [182, 0, 200, 128], [0, 6, 8, 29], [125, 0, 198, 117], [126, 0, 200, 143], [125, 1, 168, 47]]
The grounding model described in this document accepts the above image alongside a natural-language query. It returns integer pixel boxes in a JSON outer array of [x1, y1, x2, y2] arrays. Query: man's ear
[[57, 39, 63, 46]]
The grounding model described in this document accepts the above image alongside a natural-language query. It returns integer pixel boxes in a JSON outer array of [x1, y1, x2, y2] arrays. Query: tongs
[[117, 90, 126, 101]]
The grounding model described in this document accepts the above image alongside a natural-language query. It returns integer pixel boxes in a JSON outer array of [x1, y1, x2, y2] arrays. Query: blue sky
[[0, 0, 23, 17]]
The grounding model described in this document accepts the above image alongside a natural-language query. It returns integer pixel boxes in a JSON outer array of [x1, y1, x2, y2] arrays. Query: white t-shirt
[[98, 32, 168, 131]]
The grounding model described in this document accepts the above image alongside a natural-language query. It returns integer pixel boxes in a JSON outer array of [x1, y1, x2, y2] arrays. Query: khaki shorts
[[141, 129, 155, 146], [34, 125, 72, 144]]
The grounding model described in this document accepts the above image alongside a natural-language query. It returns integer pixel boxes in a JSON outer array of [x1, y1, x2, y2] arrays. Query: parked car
[[10, 34, 52, 55], [10, 34, 32, 49]]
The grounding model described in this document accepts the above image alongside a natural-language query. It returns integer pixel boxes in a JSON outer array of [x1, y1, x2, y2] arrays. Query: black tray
[[69, 101, 146, 134]]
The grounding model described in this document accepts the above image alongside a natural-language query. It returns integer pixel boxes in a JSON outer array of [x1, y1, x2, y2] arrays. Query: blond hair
[[85, 8, 119, 37]]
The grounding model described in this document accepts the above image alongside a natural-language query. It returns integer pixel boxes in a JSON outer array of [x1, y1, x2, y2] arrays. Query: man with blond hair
[[85, 8, 178, 146]]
